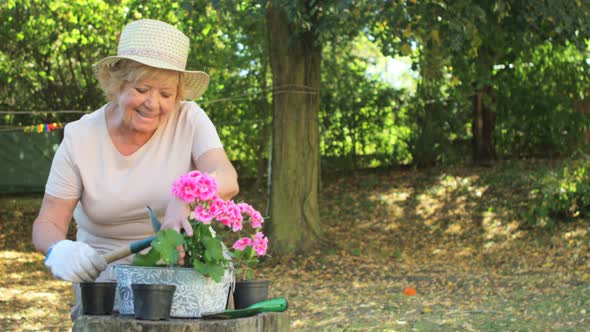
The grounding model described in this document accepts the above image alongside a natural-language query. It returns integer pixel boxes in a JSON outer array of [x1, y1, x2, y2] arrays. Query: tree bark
[[472, 47, 497, 165], [266, 5, 322, 254], [472, 85, 496, 164], [255, 58, 271, 188]]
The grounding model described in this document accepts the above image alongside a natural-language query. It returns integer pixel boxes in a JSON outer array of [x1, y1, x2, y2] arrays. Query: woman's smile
[[135, 108, 159, 119]]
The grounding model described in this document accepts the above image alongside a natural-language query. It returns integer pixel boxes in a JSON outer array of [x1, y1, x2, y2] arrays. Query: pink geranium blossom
[[238, 202, 264, 228], [249, 210, 264, 228], [232, 237, 254, 251], [194, 205, 214, 224], [207, 197, 226, 217], [168, 170, 268, 281], [217, 200, 243, 232], [171, 175, 199, 203], [252, 232, 269, 256]]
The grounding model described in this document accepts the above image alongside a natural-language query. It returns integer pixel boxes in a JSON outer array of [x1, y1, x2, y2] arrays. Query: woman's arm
[[32, 193, 78, 254], [32, 193, 107, 282], [195, 148, 239, 200]]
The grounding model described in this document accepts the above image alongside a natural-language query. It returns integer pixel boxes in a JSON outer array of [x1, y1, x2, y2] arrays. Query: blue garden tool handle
[[101, 206, 161, 264], [146, 206, 162, 232], [101, 235, 157, 263]]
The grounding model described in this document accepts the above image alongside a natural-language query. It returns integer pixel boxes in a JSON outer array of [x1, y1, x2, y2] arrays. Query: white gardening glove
[[44, 240, 108, 283]]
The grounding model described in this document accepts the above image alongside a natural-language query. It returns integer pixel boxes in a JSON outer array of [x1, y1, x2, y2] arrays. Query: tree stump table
[[72, 312, 290, 332]]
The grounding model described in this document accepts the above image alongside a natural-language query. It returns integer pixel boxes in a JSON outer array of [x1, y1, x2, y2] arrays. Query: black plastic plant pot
[[80, 282, 117, 315], [131, 283, 176, 320], [233, 280, 271, 309]]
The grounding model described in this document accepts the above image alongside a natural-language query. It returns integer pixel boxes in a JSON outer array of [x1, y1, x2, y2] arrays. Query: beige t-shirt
[[45, 101, 222, 261]]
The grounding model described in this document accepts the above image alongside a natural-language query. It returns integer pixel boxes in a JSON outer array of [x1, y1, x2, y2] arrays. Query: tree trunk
[[266, 5, 322, 254], [574, 94, 590, 149], [255, 58, 271, 188], [472, 46, 497, 165], [472, 85, 496, 164]]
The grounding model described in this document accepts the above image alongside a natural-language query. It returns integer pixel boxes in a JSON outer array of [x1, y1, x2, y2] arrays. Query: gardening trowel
[[146, 205, 162, 232], [101, 235, 157, 263], [201, 297, 288, 319], [101, 206, 162, 264]]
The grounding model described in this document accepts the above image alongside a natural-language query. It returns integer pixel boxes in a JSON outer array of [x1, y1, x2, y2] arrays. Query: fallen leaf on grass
[[404, 287, 417, 296]]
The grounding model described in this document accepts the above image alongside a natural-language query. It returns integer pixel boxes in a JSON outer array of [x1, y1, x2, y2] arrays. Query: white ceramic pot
[[115, 265, 233, 318]]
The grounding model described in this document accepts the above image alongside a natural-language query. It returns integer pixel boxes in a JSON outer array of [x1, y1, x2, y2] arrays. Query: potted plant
[[231, 232, 271, 309], [114, 171, 269, 317]]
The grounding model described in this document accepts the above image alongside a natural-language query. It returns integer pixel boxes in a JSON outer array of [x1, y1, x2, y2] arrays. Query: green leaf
[[193, 260, 225, 282], [152, 229, 185, 265], [246, 269, 255, 280], [207, 264, 225, 282], [203, 236, 223, 261], [132, 248, 161, 266], [193, 260, 208, 275]]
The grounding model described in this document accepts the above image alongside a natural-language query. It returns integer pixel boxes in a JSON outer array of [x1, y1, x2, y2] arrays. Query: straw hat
[[92, 19, 209, 99]]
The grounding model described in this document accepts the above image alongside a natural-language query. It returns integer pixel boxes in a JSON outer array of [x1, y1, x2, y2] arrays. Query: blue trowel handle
[[101, 235, 157, 264]]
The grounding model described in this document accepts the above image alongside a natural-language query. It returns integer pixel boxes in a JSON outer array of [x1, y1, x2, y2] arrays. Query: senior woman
[[32, 19, 238, 317]]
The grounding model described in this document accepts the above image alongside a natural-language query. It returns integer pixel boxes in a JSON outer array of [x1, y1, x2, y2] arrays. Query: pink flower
[[171, 175, 199, 203], [195, 174, 218, 201], [249, 210, 264, 228], [187, 170, 203, 178], [207, 197, 225, 217], [238, 202, 264, 228], [218, 201, 243, 232], [231, 220, 243, 232], [238, 202, 254, 214], [194, 205, 213, 224], [252, 232, 268, 256], [232, 237, 253, 251]]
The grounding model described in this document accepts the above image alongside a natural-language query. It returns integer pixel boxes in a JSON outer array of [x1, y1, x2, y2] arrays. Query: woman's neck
[[106, 102, 156, 151]]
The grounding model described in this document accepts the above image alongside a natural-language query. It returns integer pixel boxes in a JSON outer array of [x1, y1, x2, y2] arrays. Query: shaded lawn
[[1, 159, 589, 331]]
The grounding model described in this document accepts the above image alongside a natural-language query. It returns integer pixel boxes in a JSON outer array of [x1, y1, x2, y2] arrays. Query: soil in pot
[[233, 280, 270, 309], [80, 282, 117, 315], [132, 283, 176, 320]]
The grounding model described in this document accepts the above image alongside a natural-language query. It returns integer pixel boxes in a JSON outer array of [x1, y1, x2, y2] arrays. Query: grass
[[1, 158, 589, 331]]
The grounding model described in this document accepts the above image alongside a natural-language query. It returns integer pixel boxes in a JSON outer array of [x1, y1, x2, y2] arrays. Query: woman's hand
[[45, 240, 107, 282], [161, 196, 193, 265]]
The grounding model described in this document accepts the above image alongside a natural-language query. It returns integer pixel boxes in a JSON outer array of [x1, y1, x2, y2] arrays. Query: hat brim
[[92, 55, 209, 100]]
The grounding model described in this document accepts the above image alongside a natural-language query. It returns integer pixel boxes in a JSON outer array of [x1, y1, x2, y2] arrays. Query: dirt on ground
[[1, 160, 589, 331]]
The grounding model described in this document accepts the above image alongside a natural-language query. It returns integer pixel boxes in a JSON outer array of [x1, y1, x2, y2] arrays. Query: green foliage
[[3, 0, 590, 178], [527, 157, 590, 227], [132, 229, 184, 266], [133, 221, 230, 282], [494, 42, 590, 158], [320, 34, 410, 170], [230, 246, 259, 280], [0, 0, 123, 124], [183, 222, 229, 282], [372, 0, 590, 163]]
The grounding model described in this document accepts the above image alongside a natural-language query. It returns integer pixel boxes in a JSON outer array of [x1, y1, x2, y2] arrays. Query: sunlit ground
[[0, 251, 73, 331], [1, 161, 590, 330]]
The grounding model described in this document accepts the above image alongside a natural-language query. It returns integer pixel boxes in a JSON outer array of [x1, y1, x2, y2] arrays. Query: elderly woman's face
[[116, 70, 179, 134]]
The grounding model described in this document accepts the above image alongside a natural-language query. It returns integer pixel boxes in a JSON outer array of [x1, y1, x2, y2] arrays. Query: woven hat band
[[117, 19, 189, 70], [118, 48, 186, 69]]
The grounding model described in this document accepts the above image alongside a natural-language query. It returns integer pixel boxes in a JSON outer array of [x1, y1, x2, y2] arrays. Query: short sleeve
[[45, 126, 82, 199], [188, 103, 223, 161]]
